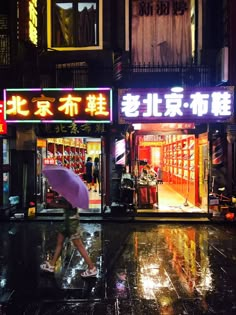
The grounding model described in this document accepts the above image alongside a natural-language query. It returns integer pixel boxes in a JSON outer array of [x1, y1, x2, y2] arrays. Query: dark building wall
[[228, 0, 236, 85], [37, 0, 115, 87]]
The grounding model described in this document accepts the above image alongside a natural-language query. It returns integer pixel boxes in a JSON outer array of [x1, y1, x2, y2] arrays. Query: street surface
[[0, 220, 236, 314]]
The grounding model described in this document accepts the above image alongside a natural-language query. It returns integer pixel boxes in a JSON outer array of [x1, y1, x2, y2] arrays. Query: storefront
[[3, 87, 112, 216], [35, 128, 104, 215], [116, 86, 234, 216], [2, 86, 235, 219]]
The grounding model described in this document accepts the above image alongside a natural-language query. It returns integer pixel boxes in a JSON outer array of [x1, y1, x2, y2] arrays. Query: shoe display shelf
[[46, 138, 86, 175], [162, 135, 199, 206]]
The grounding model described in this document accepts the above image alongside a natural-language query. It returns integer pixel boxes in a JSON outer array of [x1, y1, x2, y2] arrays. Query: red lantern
[[225, 212, 235, 221]]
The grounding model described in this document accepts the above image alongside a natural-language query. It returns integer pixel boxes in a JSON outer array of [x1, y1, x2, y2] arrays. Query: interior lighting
[[171, 87, 184, 93], [132, 123, 141, 130]]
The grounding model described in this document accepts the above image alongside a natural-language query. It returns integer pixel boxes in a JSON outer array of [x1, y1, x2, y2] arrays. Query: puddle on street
[[1, 222, 236, 314]]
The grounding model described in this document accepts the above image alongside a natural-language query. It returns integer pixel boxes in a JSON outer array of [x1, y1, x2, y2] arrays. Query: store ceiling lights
[[170, 87, 184, 93]]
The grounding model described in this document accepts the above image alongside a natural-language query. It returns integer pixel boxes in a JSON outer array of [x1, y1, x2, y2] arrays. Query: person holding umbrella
[[40, 165, 97, 278]]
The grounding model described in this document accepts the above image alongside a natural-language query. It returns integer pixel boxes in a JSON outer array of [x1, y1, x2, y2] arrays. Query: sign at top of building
[[118, 86, 234, 123], [19, 0, 38, 46], [138, 0, 188, 16], [4, 88, 112, 123]]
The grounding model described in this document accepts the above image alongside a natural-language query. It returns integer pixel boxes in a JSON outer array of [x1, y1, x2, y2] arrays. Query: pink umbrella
[[43, 165, 89, 209]]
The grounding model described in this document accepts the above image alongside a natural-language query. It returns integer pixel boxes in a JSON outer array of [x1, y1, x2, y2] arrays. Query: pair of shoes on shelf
[[81, 267, 97, 278], [40, 261, 55, 273]]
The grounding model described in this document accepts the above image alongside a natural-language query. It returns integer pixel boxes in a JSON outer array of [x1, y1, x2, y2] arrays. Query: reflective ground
[[0, 220, 236, 314]]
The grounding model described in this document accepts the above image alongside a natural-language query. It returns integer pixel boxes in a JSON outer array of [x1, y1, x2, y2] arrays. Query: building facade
[[1, 0, 236, 219]]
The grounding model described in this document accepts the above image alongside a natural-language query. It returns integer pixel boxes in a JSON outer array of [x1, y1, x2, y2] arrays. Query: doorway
[[133, 125, 209, 214], [36, 137, 102, 215]]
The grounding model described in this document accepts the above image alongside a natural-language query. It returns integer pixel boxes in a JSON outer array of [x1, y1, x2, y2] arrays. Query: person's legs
[[87, 176, 92, 190], [93, 175, 97, 192], [50, 232, 65, 266], [72, 237, 95, 270], [40, 232, 65, 272]]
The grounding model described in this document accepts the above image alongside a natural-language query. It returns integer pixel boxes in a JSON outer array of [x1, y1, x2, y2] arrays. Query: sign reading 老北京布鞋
[[4, 88, 112, 123], [118, 87, 234, 123]]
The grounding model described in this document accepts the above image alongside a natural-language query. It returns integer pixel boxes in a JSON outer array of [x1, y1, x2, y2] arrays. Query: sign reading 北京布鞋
[[118, 87, 234, 123], [4, 88, 112, 123]]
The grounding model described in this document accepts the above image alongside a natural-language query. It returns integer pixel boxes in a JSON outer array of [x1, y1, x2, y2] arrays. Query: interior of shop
[[37, 137, 102, 215], [132, 123, 209, 214], [36, 123, 209, 215]]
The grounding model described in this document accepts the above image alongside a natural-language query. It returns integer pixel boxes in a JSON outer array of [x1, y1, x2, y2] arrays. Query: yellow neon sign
[[29, 0, 38, 46], [5, 88, 112, 123]]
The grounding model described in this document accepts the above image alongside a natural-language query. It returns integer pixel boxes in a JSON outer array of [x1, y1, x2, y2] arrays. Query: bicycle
[[210, 187, 231, 204], [209, 176, 236, 218]]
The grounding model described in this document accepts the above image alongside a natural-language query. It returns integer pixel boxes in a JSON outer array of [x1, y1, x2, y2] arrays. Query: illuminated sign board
[[118, 87, 234, 123], [4, 88, 112, 123], [19, 0, 38, 46], [29, 0, 38, 46], [0, 100, 7, 134]]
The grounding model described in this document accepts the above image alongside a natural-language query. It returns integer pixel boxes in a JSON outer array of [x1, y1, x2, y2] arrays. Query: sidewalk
[[1, 220, 236, 314], [2, 204, 214, 223]]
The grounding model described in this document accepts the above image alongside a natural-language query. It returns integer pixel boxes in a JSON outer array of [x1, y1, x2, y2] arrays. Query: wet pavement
[[0, 220, 236, 314]]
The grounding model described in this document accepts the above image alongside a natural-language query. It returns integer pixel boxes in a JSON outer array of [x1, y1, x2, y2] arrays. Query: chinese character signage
[[0, 100, 7, 134], [138, 0, 188, 16], [4, 88, 112, 123], [19, 0, 38, 46], [118, 87, 234, 123], [36, 123, 107, 138]]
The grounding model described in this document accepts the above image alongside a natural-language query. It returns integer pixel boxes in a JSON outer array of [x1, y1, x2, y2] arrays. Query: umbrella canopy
[[43, 165, 89, 209]]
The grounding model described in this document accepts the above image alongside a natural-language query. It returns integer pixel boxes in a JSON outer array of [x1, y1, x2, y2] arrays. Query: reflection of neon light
[[163, 228, 214, 295]]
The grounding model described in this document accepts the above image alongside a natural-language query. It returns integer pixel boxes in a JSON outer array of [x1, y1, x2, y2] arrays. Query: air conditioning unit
[[216, 47, 228, 84]]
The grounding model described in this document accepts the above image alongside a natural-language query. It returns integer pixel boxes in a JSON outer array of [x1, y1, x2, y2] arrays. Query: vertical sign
[[0, 100, 7, 134], [19, 0, 38, 46]]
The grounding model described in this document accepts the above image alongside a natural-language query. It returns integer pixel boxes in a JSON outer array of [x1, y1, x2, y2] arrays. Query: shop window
[[48, 0, 103, 50], [3, 139, 9, 164], [131, 0, 194, 65], [3, 173, 9, 205], [3, 140, 10, 205]]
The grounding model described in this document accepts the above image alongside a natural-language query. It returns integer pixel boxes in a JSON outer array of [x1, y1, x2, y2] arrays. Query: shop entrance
[[133, 124, 209, 214], [36, 137, 102, 215]]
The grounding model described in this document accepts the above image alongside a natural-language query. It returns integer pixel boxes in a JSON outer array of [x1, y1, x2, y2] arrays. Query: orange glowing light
[[58, 94, 81, 117], [225, 212, 235, 221], [85, 93, 109, 116], [6, 95, 29, 116]]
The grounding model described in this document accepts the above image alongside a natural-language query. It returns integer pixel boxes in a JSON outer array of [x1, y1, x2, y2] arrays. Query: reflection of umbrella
[[43, 165, 89, 209]]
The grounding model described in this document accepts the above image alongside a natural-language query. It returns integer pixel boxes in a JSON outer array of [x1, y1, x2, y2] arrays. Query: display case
[[45, 138, 86, 208], [46, 138, 86, 175], [162, 135, 199, 205]]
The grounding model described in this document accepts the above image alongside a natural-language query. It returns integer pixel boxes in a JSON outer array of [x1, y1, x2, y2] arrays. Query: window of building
[[48, 0, 103, 50], [131, 0, 194, 66]]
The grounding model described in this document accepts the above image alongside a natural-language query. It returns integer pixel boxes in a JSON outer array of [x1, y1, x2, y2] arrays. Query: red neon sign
[[0, 100, 7, 134]]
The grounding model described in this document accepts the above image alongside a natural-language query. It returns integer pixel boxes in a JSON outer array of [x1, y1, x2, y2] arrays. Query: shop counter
[[137, 183, 158, 209]]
